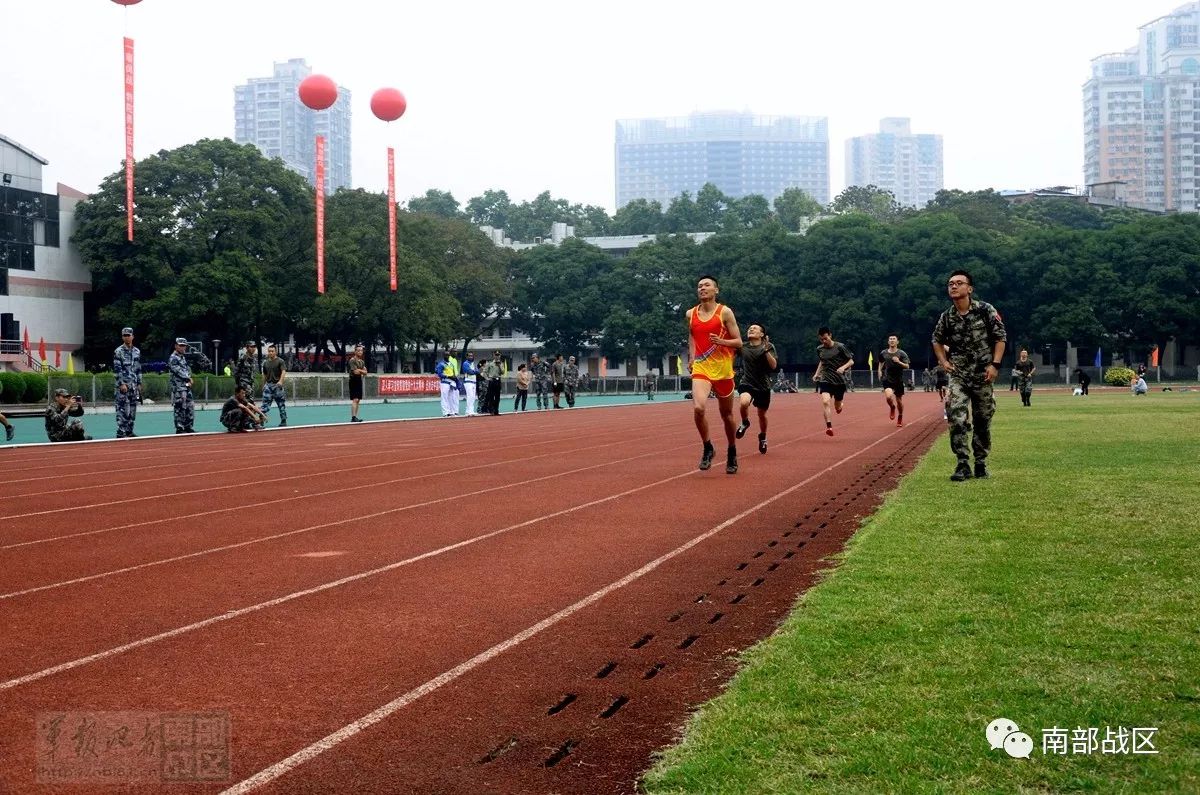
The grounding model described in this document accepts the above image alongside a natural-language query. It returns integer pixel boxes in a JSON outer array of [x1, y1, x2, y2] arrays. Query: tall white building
[[1085, 3, 1200, 212], [234, 59, 352, 193], [0, 134, 89, 371], [615, 112, 829, 209], [844, 118, 943, 208]]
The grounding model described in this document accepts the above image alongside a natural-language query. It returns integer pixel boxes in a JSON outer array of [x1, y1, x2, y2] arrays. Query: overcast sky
[[2, 0, 1167, 212]]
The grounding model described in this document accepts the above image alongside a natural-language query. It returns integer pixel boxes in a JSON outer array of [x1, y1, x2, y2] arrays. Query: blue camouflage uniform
[[113, 329, 141, 437], [168, 340, 194, 433]]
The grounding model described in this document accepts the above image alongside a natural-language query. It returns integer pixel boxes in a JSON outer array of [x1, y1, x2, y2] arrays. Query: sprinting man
[[736, 324, 777, 454], [932, 268, 1007, 481], [685, 275, 743, 473], [877, 334, 911, 427], [813, 327, 854, 436]]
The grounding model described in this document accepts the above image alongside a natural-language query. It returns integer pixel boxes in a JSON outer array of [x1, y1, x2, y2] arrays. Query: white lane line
[[220, 420, 923, 793], [0, 415, 661, 523], [0, 420, 668, 552], [0, 414, 905, 693], [0, 431, 692, 600]]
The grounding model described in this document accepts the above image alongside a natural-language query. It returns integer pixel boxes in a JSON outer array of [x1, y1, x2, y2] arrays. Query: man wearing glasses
[[932, 269, 1007, 482]]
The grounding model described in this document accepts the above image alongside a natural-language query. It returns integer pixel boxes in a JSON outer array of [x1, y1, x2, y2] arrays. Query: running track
[[0, 393, 944, 793]]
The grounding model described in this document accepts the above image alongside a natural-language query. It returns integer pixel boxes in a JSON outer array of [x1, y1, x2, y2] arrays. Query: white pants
[[440, 382, 458, 416], [464, 380, 477, 415]]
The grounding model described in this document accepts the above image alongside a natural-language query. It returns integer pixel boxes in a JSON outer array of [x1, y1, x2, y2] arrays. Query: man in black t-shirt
[[221, 385, 265, 432], [877, 335, 911, 427], [813, 327, 854, 437], [736, 324, 777, 454]]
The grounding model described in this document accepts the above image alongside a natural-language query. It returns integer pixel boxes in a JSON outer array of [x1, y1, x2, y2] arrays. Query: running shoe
[[726, 446, 738, 475], [4, 426, 13, 442], [897, 416, 904, 427], [758, 434, 767, 455], [889, 405, 896, 420], [735, 418, 750, 439], [825, 428, 834, 437], [699, 441, 715, 471]]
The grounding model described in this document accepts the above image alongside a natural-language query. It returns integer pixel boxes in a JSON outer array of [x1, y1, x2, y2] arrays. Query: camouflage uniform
[[645, 373, 658, 400], [932, 299, 1007, 470], [168, 348, 195, 432], [564, 361, 580, 407], [530, 358, 551, 410], [45, 401, 86, 442], [234, 352, 256, 397], [113, 341, 141, 438], [1015, 360, 1035, 406]]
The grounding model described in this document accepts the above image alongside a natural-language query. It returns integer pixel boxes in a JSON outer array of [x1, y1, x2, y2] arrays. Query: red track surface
[[0, 393, 943, 793]]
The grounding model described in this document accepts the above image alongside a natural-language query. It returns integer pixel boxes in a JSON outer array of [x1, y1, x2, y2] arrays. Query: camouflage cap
[[121, 327, 134, 335], [54, 387, 70, 397], [175, 337, 188, 345]]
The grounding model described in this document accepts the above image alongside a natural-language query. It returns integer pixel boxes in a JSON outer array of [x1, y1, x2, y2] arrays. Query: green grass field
[[644, 391, 1200, 794]]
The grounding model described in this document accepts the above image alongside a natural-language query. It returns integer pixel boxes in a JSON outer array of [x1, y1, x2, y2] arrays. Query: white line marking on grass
[[219, 420, 920, 793]]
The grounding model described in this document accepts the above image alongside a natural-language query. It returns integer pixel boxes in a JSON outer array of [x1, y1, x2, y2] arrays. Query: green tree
[[465, 189, 513, 229], [612, 198, 664, 235], [73, 138, 313, 364], [773, 187, 823, 231], [509, 237, 613, 353], [829, 185, 904, 222], [407, 189, 464, 219]]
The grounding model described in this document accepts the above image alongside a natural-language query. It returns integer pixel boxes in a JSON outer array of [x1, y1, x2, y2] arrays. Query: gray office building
[[614, 112, 829, 209], [845, 118, 943, 208], [1084, 3, 1200, 212], [234, 58, 351, 193]]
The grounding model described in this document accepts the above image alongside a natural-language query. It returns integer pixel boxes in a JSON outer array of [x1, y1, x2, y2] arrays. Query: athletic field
[[645, 390, 1200, 793]]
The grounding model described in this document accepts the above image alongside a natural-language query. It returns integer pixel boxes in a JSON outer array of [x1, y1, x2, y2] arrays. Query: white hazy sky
[[2, 0, 1168, 212]]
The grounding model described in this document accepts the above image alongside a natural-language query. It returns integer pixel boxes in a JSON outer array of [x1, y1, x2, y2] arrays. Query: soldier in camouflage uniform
[[1014, 349, 1036, 407], [564, 355, 580, 407], [530, 353, 551, 410], [45, 388, 90, 442], [932, 269, 1007, 481], [235, 341, 257, 399], [113, 327, 142, 438], [168, 337, 196, 433]]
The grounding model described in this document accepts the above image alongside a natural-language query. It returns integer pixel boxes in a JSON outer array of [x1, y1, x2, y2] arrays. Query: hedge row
[[0, 371, 48, 403]]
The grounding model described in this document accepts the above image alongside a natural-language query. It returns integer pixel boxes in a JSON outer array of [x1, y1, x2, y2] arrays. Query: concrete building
[[0, 134, 89, 372], [1085, 3, 1200, 212], [234, 58, 352, 193], [615, 112, 829, 209], [845, 118, 943, 208]]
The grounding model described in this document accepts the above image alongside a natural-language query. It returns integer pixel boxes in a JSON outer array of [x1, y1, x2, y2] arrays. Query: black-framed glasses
[[947, 280, 969, 287]]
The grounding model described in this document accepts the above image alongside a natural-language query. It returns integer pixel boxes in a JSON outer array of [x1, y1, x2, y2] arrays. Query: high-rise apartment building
[[234, 59, 351, 193], [1085, 3, 1200, 212], [614, 112, 829, 209], [845, 118, 943, 208]]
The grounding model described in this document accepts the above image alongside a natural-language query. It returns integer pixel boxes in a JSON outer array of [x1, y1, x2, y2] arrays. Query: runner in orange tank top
[[685, 275, 743, 473]]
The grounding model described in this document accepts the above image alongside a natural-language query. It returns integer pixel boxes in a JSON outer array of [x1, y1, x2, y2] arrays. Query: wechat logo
[[987, 718, 1033, 759]]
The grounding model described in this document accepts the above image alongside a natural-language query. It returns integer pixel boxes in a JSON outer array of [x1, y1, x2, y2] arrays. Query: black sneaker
[[4, 426, 13, 442], [950, 463, 973, 482], [699, 441, 715, 471], [279, 420, 288, 427], [726, 447, 738, 474], [735, 418, 750, 439], [351, 417, 363, 423], [176, 428, 185, 434], [758, 434, 767, 455], [974, 462, 989, 479], [83, 435, 93, 441]]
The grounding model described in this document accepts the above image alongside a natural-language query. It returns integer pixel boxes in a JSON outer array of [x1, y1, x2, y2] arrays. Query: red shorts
[[693, 374, 736, 399]]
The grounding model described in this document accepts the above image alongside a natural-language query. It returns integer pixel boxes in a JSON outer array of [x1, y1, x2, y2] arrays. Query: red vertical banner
[[388, 147, 397, 291], [315, 135, 326, 294], [123, 37, 135, 242]]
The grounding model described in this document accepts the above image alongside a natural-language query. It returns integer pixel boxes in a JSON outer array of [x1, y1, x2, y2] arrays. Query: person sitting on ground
[[45, 388, 91, 442], [221, 385, 266, 432], [1132, 375, 1149, 396]]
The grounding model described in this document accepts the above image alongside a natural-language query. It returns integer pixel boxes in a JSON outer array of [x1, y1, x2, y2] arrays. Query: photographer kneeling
[[46, 388, 92, 442]]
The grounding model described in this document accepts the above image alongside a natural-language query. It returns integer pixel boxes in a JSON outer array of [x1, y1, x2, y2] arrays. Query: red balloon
[[111, 0, 143, 5], [298, 75, 339, 111], [370, 88, 407, 122]]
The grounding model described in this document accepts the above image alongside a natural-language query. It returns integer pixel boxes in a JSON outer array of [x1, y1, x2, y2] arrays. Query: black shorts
[[817, 383, 846, 401], [553, 383, 563, 395], [935, 377, 948, 389], [883, 380, 905, 396], [349, 377, 363, 400], [742, 388, 771, 411]]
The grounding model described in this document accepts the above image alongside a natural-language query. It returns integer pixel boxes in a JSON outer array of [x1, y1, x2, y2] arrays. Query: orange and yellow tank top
[[690, 303, 734, 380]]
